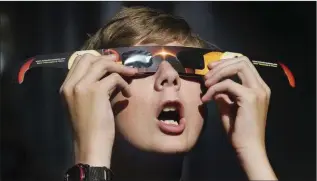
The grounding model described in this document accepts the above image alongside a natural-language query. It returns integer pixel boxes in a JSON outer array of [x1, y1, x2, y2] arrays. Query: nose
[[154, 61, 181, 91]]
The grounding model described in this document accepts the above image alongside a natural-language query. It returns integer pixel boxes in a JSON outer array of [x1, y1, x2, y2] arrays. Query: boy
[[62, 6, 277, 181]]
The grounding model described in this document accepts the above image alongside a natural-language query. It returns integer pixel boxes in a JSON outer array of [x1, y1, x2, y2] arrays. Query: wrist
[[235, 143, 266, 159], [74, 139, 113, 168], [236, 145, 277, 180]]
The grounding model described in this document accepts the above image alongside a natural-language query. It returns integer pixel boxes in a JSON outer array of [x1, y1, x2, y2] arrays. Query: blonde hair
[[82, 6, 207, 50]]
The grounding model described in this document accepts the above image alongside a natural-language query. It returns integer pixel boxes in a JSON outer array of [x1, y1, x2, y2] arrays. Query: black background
[[1, 2, 316, 181]]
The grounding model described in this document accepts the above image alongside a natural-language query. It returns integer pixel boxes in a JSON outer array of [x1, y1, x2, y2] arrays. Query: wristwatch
[[64, 163, 114, 181]]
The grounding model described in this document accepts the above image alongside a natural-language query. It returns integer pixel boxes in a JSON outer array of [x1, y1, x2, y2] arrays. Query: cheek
[[180, 80, 204, 133], [181, 79, 203, 106], [111, 79, 153, 110], [126, 79, 155, 112], [111, 79, 158, 149], [111, 79, 155, 126]]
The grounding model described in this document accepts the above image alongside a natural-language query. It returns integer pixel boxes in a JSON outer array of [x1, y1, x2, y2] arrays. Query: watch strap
[[88, 166, 114, 181], [64, 164, 114, 181]]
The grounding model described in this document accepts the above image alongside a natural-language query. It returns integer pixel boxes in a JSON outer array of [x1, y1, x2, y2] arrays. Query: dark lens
[[176, 49, 210, 69]]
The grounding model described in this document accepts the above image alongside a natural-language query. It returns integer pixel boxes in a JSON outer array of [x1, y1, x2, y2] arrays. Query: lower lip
[[157, 118, 186, 135]]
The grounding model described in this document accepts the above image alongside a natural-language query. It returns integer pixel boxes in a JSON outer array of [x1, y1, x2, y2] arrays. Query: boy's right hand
[[59, 53, 137, 167]]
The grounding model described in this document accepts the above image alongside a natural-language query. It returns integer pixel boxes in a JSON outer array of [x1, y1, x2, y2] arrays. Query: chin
[[152, 142, 193, 154], [115, 117, 204, 154], [114, 106, 204, 154], [135, 132, 199, 154]]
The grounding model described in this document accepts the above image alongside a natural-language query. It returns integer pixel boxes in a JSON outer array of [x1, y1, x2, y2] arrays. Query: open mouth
[[156, 101, 186, 135], [158, 105, 180, 125]]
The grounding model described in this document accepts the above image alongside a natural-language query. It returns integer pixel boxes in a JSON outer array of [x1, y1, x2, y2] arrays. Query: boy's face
[[111, 42, 204, 153]]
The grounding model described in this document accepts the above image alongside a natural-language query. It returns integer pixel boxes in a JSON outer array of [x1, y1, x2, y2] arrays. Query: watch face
[[64, 164, 87, 181]]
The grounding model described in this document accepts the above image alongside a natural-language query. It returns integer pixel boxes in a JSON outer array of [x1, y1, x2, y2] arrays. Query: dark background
[[1, 1, 316, 181]]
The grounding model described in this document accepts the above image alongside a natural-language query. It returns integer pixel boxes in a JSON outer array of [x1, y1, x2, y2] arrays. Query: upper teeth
[[163, 107, 176, 112]]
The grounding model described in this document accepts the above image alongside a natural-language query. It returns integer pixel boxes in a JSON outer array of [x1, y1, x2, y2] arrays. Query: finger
[[78, 57, 138, 85], [207, 60, 221, 69], [214, 93, 233, 104], [245, 59, 271, 97], [59, 55, 84, 122], [214, 94, 234, 132], [205, 57, 260, 88], [61, 54, 98, 94], [202, 79, 250, 102], [60, 55, 83, 93], [209, 56, 270, 96], [64, 54, 115, 93], [236, 57, 271, 104], [205, 57, 243, 80], [99, 73, 132, 98]]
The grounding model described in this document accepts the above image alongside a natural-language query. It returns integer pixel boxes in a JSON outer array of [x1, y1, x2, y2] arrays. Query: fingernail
[[205, 80, 212, 87], [201, 96, 206, 102], [201, 96, 212, 102], [205, 81, 209, 87]]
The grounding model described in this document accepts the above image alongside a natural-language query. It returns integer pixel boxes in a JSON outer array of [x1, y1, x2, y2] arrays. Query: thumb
[[214, 93, 234, 133]]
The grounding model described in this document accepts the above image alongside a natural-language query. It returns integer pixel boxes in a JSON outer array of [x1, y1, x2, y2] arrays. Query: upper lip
[[156, 99, 184, 119]]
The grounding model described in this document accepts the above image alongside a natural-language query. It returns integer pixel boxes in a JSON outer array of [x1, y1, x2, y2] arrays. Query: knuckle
[[236, 62, 245, 72], [92, 60, 107, 72], [101, 59, 113, 69], [264, 83, 271, 93], [79, 54, 95, 65], [223, 79, 233, 84], [74, 84, 86, 95], [257, 89, 267, 99], [216, 69, 224, 78], [59, 87, 63, 94], [240, 58, 249, 68], [81, 53, 94, 59], [98, 59, 115, 70], [264, 87, 271, 102], [254, 88, 270, 102], [266, 86, 271, 96], [240, 56, 250, 62], [60, 85, 69, 94], [102, 73, 122, 88], [111, 72, 121, 80], [204, 73, 209, 80], [61, 85, 73, 98], [74, 56, 81, 64], [238, 56, 251, 67]]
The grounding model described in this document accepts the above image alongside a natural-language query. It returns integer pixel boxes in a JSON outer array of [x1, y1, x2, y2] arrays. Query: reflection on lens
[[122, 50, 153, 68]]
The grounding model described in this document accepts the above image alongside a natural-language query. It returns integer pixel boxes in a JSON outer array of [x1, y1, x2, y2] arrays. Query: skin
[[111, 42, 204, 153], [60, 42, 277, 180]]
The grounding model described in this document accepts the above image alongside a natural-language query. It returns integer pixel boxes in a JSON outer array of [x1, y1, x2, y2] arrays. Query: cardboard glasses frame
[[18, 46, 295, 88]]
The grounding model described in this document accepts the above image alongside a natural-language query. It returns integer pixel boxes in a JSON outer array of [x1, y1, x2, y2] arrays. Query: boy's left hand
[[201, 55, 271, 158], [201, 56, 277, 180]]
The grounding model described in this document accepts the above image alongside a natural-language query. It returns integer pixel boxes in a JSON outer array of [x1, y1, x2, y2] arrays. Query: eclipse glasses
[[18, 46, 295, 88]]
